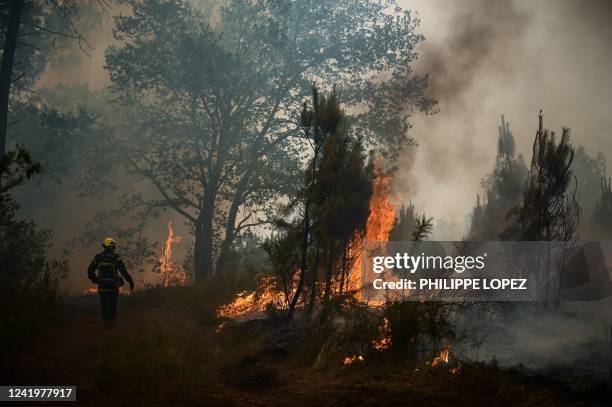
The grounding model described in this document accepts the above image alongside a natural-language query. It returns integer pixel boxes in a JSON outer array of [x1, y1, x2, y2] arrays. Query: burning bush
[[216, 276, 288, 319]]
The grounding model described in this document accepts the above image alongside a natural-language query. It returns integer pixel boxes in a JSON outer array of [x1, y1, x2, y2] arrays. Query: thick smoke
[[418, 0, 528, 105], [457, 304, 612, 378], [23, 0, 612, 285], [397, 0, 612, 239]]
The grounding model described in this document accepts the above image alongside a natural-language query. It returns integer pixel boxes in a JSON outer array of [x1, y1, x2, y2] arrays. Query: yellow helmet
[[102, 237, 116, 249]]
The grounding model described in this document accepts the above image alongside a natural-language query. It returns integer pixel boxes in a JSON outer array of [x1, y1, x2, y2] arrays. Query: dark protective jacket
[[87, 249, 134, 292]]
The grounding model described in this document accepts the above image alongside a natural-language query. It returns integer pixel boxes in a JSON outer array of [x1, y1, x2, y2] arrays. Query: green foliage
[[0, 194, 67, 295], [306, 88, 374, 303], [0, 145, 41, 193], [103, 0, 433, 279], [411, 214, 434, 241], [312, 123, 373, 244], [0, 192, 68, 374], [263, 231, 301, 307], [277, 86, 375, 318]]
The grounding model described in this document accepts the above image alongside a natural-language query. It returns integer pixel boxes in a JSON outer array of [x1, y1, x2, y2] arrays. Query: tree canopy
[[104, 0, 435, 280]]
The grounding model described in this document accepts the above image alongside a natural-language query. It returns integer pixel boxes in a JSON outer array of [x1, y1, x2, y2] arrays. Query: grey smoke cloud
[[397, 0, 612, 239], [419, 0, 529, 104], [457, 304, 612, 378]]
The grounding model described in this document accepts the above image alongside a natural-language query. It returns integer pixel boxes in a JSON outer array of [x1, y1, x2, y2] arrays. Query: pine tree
[[468, 115, 527, 239], [502, 111, 579, 241]]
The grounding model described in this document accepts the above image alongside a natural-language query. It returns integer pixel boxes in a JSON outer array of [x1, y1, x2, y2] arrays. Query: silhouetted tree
[[0, 1, 103, 160], [502, 111, 579, 241], [572, 146, 606, 235], [590, 176, 612, 238], [312, 115, 372, 318], [469, 115, 527, 239], [284, 86, 373, 321], [389, 203, 417, 241]]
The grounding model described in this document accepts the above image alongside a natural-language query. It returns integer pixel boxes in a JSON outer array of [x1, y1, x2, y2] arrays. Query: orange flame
[[216, 276, 287, 318], [429, 345, 451, 367], [348, 166, 396, 294], [159, 221, 188, 287], [217, 164, 397, 317], [365, 168, 396, 242], [372, 317, 392, 351], [343, 354, 365, 365]]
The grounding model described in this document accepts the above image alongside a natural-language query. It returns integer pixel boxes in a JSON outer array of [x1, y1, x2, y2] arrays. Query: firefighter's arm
[[87, 257, 99, 284], [117, 259, 134, 290]]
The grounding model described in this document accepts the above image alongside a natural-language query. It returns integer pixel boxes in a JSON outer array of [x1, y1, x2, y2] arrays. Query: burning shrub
[[216, 276, 289, 319]]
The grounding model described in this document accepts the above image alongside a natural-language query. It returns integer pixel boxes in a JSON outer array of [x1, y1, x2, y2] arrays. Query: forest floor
[[10, 289, 612, 406]]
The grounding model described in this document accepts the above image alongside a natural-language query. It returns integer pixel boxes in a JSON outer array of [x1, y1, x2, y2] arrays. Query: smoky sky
[[396, 0, 612, 239], [35, 0, 612, 247], [418, 0, 529, 104]]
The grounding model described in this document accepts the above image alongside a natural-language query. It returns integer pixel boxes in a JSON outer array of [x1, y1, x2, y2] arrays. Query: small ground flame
[[216, 276, 286, 318], [343, 354, 365, 365], [159, 221, 188, 287], [372, 317, 392, 351], [429, 345, 451, 367]]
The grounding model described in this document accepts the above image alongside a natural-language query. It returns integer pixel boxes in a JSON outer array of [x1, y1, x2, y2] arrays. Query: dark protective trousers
[[99, 290, 118, 324]]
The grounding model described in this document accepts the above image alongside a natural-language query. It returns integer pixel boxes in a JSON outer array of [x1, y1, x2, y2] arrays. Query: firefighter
[[87, 237, 134, 327]]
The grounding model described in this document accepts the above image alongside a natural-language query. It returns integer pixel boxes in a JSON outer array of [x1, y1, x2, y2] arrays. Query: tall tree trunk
[[286, 204, 310, 321], [215, 197, 239, 275], [339, 240, 347, 297], [323, 245, 334, 304], [287, 149, 319, 322], [319, 244, 335, 323], [194, 188, 217, 281], [0, 0, 25, 159], [215, 175, 249, 275], [306, 240, 320, 317]]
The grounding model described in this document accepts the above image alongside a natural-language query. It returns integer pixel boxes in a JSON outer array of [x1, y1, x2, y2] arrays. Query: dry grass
[[8, 286, 611, 406]]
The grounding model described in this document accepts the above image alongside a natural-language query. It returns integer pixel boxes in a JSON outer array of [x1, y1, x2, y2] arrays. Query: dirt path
[[14, 295, 233, 405]]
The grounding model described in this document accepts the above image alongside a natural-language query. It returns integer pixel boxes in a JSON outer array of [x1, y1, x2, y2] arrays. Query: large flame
[[347, 166, 396, 294], [159, 221, 188, 287], [365, 168, 396, 242], [217, 165, 397, 318]]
